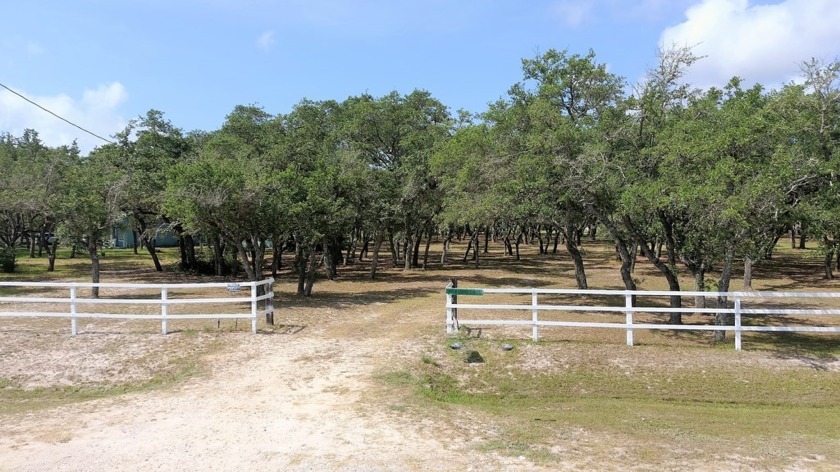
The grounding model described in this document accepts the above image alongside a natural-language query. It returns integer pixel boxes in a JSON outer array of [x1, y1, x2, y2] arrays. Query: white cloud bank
[[256, 30, 276, 51], [0, 82, 127, 155], [660, 0, 840, 89]]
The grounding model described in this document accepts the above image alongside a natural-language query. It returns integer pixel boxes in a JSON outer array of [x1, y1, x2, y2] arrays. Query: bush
[[0, 247, 16, 273], [192, 246, 238, 276]]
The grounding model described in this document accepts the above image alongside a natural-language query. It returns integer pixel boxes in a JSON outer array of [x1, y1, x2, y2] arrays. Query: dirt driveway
[[0, 283, 548, 472]]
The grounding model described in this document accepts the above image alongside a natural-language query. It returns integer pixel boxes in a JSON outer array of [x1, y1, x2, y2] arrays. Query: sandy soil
[[0, 294, 549, 472]]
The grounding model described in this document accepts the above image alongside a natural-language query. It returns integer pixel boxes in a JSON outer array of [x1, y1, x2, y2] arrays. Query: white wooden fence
[[0, 278, 274, 335], [445, 284, 840, 350]]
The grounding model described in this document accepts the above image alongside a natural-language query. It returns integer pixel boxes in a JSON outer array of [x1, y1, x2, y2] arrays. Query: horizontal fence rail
[[0, 278, 274, 335], [444, 284, 840, 350]]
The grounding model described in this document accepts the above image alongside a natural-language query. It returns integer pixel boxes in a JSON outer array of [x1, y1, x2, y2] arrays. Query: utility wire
[[0, 81, 115, 144]]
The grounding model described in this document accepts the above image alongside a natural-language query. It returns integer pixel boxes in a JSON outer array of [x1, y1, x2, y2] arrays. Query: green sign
[[446, 288, 484, 296]]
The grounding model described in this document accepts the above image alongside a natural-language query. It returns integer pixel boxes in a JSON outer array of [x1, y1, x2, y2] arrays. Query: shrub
[[0, 247, 16, 273]]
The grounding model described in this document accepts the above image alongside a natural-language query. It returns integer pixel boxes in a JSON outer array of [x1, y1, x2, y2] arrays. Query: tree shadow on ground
[[278, 286, 441, 309], [449, 274, 556, 288], [752, 250, 837, 289], [747, 331, 840, 369], [261, 324, 306, 335]]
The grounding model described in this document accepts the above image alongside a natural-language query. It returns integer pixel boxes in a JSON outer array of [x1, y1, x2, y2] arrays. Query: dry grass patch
[[386, 334, 840, 469]]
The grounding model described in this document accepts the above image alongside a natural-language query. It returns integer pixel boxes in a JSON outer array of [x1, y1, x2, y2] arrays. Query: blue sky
[[2, 0, 838, 154]]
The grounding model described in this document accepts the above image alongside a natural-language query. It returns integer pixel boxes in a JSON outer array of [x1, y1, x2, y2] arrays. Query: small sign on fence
[[226, 283, 241, 293], [445, 288, 484, 296]]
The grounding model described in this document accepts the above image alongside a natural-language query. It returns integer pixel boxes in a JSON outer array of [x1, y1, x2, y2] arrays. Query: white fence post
[[734, 295, 742, 351], [446, 291, 454, 334], [70, 286, 78, 336], [625, 292, 634, 346], [161, 287, 169, 335], [532, 290, 539, 342], [266, 279, 274, 325], [251, 283, 258, 334], [446, 279, 458, 334]]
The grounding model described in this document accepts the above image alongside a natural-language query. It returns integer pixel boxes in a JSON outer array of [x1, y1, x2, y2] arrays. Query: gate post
[[734, 295, 742, 351], [161, 287, 169, 335], [251, 283, 258, 334], [70, 286, 78, 336], [625, 292, 634, 346], [531, 290, 539, 341], [446, 279, 457, 334]]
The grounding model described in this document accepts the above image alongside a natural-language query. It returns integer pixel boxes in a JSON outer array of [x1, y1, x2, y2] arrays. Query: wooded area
[[2, 47, 839, 317]]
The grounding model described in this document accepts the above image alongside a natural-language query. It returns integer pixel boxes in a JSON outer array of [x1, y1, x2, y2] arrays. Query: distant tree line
[[2, 47, 838, 328]]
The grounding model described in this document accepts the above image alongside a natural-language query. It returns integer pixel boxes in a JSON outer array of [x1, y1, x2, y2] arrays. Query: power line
[[0, 81, 115, 144]]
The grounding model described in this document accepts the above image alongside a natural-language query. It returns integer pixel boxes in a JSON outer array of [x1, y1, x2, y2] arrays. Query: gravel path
[[0, 321, 541, 471]]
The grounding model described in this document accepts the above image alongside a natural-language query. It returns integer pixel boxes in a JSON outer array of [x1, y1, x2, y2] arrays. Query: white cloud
[[550, 1, 594, 26], [25, 41, 45, 56], [660, 0, 840, 89], [0, 82, 128, 155], [256, 30, 276, 51]]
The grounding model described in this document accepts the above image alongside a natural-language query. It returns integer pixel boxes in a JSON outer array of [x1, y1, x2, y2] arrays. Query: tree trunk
[[714, 245, 735, 342], [824, 250, 835, 280], [88, 240, 100, 299], [462, 230, 476, 262], [345, 228, 357, 266], [514, 232, 522, 261], [132, 230, 139, 254], [47, 238, 58, 272], [369, 233, 384, 279], [411, 231, 422, 268], [422, 229, 432, 270], [295, 241, 307, 295], [29, 233, 36, 258], [325, 237, 342, 280], [743, 256, 754, 291], [657, 214, 682, 323], [236, 244, 258, 282], [440, 230, 451, 265], [559, 222, 588, 289], [388, 232, 399, 268], [799, 225, 806, 249], [622, 216, 682, 323], [473, 230, 480, 267], [185, 235, 197, 270], [271, 239, 282, 278], [303, 245, 319, 296], [693, 268, 706, 309], [403, 233, 413, 270], [212, 237, 225, 276], [587, 205, 633, 292], [616, 242, 637, 300], [144, 235, 163, 272], [178, 236, 187, 268], [359, 234, 369, 262]]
